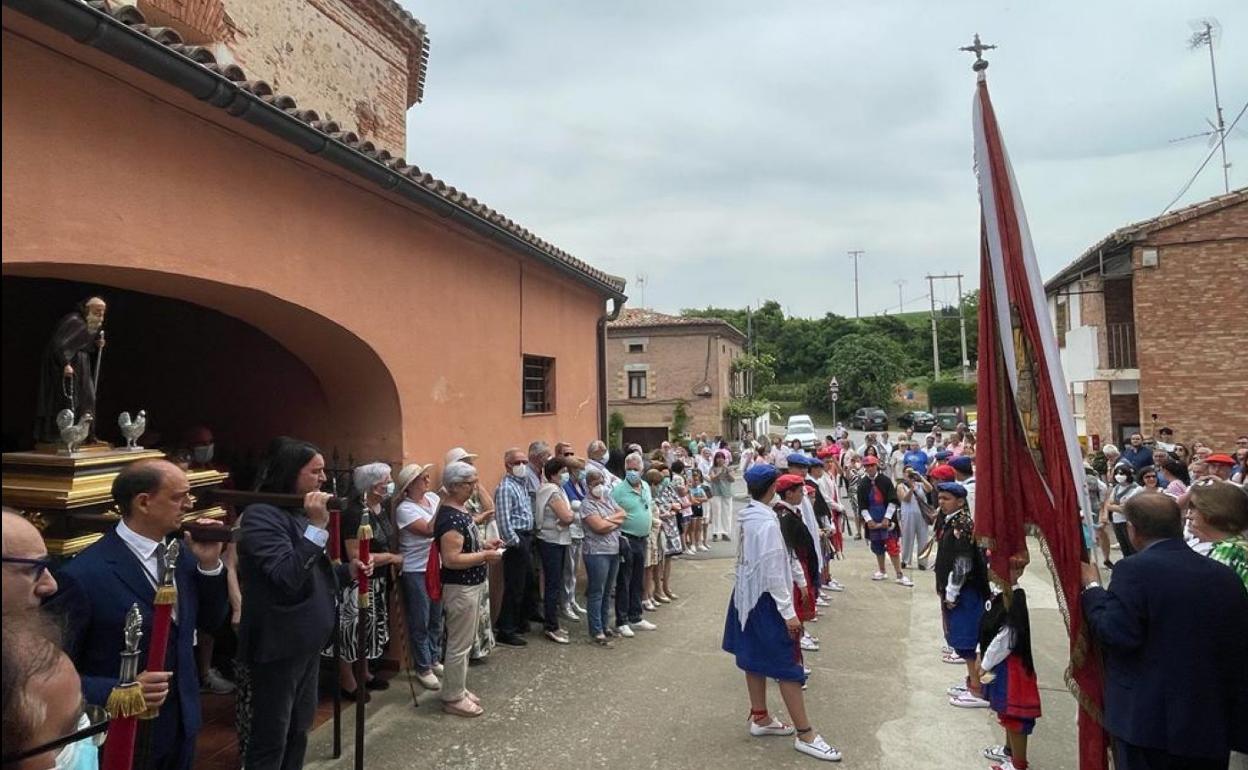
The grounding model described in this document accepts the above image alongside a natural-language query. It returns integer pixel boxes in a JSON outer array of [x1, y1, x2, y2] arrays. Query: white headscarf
[[733, 499, 794, 630]]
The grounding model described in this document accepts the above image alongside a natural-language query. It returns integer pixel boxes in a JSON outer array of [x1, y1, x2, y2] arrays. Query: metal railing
[[1105, 322, 1137, 369]]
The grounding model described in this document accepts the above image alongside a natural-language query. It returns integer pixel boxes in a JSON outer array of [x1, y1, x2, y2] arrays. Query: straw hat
[[444, 447, 478, 466], [394, 462, 435, 503]]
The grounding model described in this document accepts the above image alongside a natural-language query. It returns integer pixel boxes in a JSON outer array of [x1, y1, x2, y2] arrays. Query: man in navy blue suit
[[52, 459, 229, 770], [1081, 491, 1248, 770]]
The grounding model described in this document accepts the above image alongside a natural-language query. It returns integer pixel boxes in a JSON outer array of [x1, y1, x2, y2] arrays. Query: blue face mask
[[54, 714, 99, 770], [625, 470, 641, 485]]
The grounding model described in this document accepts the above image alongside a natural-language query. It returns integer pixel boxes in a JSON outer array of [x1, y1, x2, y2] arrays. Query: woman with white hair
[[433, 461, 504, 717], [443, 447, 498, 663], [328, 461, 403, 699]]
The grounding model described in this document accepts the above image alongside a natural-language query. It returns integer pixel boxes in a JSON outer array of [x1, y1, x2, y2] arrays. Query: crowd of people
[[2, 422, 1244, 769]]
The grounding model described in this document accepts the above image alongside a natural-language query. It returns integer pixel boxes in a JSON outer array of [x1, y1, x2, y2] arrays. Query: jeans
[[400, 570, 443, 673], [537, 539, 567, 631], [497, 531, 535, 636], [583, 553, 619, 637], [562, 538, 583, 610], [616, 534, 647, 625], [244, 653, 320, 770]]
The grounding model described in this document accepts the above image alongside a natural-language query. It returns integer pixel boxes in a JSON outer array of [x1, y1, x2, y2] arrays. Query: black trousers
[[615, 534, 647, 626], [243, 652, 320, 770], [497, 531, 535, 636], [1112, 522, 1136, 557], [1113, 738, 1226, 770]]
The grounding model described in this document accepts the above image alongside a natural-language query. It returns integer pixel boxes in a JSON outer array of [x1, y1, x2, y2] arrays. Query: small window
[[628, 343, 644, 354], [628, 370, 647, 399], [522, 355, 554, 414], [1055, 299, 1069, 347]]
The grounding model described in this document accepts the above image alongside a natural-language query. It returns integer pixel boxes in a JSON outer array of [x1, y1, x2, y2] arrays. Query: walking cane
[[134, 542, 178, 770], [92, 330, 105, 394], [100, 605, 146, 770], [354, 511, 372, 770]]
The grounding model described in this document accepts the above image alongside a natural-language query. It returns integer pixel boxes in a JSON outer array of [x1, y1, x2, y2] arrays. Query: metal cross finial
[[959, 33, 996, 71]]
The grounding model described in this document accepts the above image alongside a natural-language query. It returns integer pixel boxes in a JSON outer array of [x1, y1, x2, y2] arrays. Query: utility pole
[[848, 250, 864, 318], [955, 273, 970, 381], [926, 275, 941, 379], [894, 279, 907, 314], [925, 272, 968, 380]]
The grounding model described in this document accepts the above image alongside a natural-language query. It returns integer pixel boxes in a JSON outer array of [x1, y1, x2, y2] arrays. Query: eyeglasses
[[2, 705, 109, 764], [1, 555, 52, 581]]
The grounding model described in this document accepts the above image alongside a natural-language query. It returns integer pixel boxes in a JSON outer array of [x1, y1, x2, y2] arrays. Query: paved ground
[[305, 496, 1077, 770]]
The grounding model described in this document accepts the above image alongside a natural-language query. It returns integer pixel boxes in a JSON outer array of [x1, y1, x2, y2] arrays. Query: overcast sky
[[402, 1, 1247, 318]]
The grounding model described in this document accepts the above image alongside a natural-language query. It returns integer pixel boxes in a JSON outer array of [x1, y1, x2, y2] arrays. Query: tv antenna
[[1175, 18, 1232, 193], [635, 272, 648, 308]]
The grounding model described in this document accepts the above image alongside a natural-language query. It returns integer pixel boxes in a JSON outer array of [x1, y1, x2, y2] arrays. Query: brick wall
[[607, 328, 743, 439], [1083, 380, 1111, 446], [1133, 199, 1248, 448], [216, 0, 412, 152]]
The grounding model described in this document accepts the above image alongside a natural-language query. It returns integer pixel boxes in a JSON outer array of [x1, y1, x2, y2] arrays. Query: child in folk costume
[[774, 474, 821, 654], [855, 456, 913, 587], [978, 574, 1041, 770], [722, 464, 843, 763], [807, 457, 846, 594], [933, 481, 991, 708]]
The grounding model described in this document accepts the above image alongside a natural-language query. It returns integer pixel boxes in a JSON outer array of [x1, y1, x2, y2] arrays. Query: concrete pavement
[[304, 499, 1077, 770]]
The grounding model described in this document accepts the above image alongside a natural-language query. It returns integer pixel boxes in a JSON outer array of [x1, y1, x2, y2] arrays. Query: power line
[[1162, 100, 1247, 214]]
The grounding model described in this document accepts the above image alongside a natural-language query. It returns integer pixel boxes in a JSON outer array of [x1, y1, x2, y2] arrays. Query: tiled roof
[[35, 0, 626, 296], [1045, 186, 1247, 291], [609, 308, 747, 341]]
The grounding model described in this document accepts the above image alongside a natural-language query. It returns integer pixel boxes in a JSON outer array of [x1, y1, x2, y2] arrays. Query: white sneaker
[[615, 625, 635, 638], [949, 690, 989, 708], [562, 607, 580, 622], [947, 682, 969, 697], [748, 716, 796, 737], [685, 548, 698, 556], [634, 619, 658, 631], [871, 571, 887, 581], [200, 667, 235, 695], [803, 666, 813, 676], [896, 575, 914, 587], [794, 734, 842, 762], [699, 544, 711, 552], [824, 581, 845, 592], [982, 744, 1010, 762], [571, 601, 587, 614], [800, 635, 820, 652], [815, 597, 831, 607], [415, 670, 441, 690], [432, 662, 445, 676]]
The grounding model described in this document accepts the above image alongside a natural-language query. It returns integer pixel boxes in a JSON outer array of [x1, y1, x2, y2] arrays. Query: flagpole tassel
[[105, 682, 148, 718], [153, 584, 177, 605]]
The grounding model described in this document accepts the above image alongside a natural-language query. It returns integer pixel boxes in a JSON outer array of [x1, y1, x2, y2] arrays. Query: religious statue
[[35, 297, 107, 445]]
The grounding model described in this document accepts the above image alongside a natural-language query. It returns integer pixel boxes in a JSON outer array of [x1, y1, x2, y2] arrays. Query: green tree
[[819, 332, 908, 412]]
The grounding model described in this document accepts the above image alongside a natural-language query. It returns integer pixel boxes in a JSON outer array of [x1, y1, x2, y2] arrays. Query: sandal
[[441, 697, 483, 718], [465, 690, 482, 706]]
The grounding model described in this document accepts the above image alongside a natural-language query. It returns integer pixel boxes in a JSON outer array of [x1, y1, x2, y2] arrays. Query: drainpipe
[[597, 296, 623, 441]]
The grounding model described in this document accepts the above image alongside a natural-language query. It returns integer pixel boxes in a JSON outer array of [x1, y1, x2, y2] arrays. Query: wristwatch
[[1082, 581, 1101, 591]]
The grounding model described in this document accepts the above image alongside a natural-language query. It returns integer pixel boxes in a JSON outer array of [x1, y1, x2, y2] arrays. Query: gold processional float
[[2, 296, 228, 558]]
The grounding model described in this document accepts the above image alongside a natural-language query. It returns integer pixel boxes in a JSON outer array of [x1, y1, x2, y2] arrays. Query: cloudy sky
[[401, 1, 1247, 318]]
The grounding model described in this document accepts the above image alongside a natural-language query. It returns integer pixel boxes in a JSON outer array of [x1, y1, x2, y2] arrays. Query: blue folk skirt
[[943, 584, 985, 653], [722, 591, 806, 683]]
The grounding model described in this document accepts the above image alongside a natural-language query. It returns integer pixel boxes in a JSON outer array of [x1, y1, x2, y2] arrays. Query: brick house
[[606, 309, 747, 449], [1044, 187, 1247, 449]]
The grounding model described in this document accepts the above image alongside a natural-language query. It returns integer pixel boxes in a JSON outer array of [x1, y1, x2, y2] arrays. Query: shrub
[[928, 380, 977, 408]]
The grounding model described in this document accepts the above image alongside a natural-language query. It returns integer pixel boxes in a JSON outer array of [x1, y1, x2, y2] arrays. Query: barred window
[[628, 370, 647, 399], [523, 355, 555, 414]]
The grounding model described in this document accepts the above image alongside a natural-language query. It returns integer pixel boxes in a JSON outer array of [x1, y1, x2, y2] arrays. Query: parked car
[[783, 422, 819, 450], [898, 410, 937, 432], [850, 407, 889, 431], [786, 414, 814, 431], [934, 411, 960, 431]]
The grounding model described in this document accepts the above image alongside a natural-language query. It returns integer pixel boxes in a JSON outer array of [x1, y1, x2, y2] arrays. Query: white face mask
[[558, 472, 570, 485], [192, 444, 214, 464], [591, 484, 607, 498], [1114, 474, 1129, 484], [601, 450, 610, 464], [511, 464, 529, 479], [381, 481, 396, 496]]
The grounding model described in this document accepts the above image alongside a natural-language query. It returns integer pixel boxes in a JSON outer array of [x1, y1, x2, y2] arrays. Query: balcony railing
[[1105, 322, 1137, 369]]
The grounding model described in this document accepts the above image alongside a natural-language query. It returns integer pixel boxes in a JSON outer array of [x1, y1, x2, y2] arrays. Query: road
[[304, 493, 1078, 770]]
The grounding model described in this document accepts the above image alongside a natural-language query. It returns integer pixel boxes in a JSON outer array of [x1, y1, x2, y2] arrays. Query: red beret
[[1206, 453, 1235, 465], [862, 456, 880, 466], [775, 474, 807, 493], [930, 465, 957, 482]]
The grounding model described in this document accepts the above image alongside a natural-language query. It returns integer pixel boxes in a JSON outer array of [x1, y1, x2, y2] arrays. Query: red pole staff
[[328, 506, 343, 759], [100, 605, 146, 770]]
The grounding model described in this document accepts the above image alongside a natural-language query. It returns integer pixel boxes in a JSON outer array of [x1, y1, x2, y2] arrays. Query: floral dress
[[324, 499, 392, 662], [1210, 535, 1248, 590]]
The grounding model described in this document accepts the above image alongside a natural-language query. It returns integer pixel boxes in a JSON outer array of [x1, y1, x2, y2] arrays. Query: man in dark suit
[[53, 459, 228, 770], [1081, 491, 1248, 770]]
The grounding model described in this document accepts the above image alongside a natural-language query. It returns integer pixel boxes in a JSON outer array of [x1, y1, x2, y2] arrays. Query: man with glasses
[[50, 460, 228, 770], [2, 610, 105, 770], [1, 507, 58, 614]]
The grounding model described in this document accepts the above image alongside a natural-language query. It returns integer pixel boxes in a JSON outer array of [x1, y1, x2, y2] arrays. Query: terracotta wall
[[2, 29, 607, 491], [1133, 201, 1248, 448]]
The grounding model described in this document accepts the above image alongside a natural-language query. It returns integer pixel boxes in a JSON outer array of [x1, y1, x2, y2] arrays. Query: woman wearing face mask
[[652, 466, 684, 603], [442, 448, 497, 664], [330, 462, 403, 699], [642, 468, 668, 610], [687, 469, 711, 553], [560, 457, 589, 622], [708, 450, 736, 543], [535, 457, 576, 644], [1102, 463, 1141, 558], [580, 468, 629, 645]]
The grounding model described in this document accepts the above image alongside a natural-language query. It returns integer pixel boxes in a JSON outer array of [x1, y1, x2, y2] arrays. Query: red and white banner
[[972, 70, 1107, 770]]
